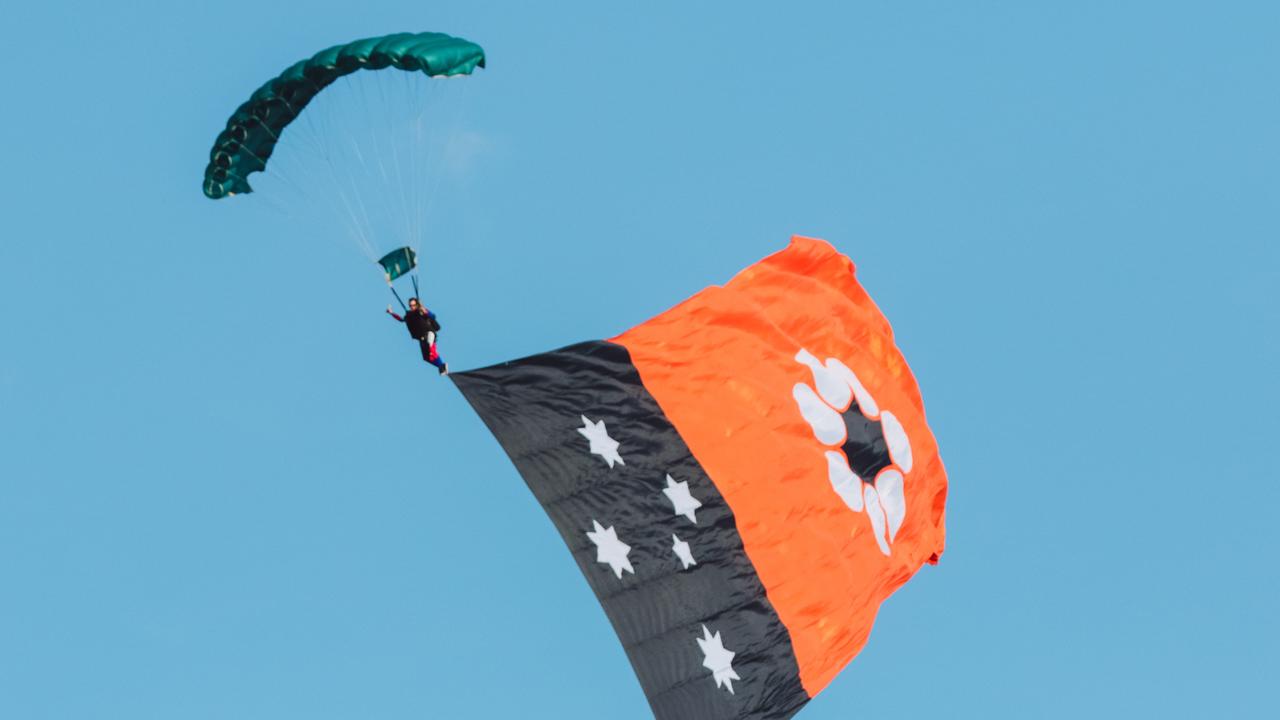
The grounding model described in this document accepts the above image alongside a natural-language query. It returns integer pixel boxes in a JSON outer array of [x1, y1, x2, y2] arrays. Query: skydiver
[[387, 297, 449, 375]]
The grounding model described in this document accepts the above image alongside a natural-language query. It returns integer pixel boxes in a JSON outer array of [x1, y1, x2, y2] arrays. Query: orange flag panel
[[614, 236, 948, 694]]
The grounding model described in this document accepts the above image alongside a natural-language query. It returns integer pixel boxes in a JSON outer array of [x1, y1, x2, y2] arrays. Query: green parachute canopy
[[378, 246, 418, 282], [202, 32, 485, 200]]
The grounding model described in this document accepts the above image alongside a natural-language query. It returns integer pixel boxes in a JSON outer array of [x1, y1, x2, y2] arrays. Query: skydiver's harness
[[392, 305, 441, 343]]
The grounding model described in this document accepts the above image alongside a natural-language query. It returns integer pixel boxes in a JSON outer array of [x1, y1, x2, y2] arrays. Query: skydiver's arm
[[386, 306, 404, 322]]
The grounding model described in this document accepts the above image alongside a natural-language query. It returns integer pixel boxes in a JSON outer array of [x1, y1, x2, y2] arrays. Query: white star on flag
[[577, 415, 624, 468], [672, 534, 697, 569], [586, 520, 633, 579], [696, 625, 740, 694], [663, 474, 703, 523]]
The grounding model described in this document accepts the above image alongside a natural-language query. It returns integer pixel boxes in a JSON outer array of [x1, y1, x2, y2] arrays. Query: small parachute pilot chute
[[378, 246, 419, 312]]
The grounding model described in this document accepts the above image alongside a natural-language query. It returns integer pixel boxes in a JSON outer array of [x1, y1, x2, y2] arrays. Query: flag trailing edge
[[452, 236, 947, 720]]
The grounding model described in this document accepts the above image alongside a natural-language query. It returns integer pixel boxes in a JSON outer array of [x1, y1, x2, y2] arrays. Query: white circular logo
[[792, 349, 913, 556]]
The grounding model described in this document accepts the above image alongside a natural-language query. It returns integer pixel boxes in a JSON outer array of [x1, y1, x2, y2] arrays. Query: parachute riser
[[389, 283, 408, 313]]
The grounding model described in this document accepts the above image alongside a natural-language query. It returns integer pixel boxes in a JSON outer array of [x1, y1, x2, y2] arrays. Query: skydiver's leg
[[427, 343, 447, 374], [419, 339, 434, 363]]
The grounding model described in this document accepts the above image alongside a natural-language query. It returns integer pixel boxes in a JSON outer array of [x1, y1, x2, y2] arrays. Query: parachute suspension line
[[296, 76, 380, 262], [404, 69, 423, 259], [349, 73, 393, 245], [420, 94, 454, 247], [416, 77, 468, 259], [231, 141, 319, 216], [389, 283, 408, 313], [331, 132, 381, 259], [265, 86, 361, 257], [398, 77, 426, 260], [387, 71, 412, 252], [275, 86, 343, 167], [320, 77, 376, 261], [388, 70, 417, 254], [303, 120, 378, 261], [410, 73, 435, 256], [414, 71, 455, 258], [332, 157, 379, 260], [374, 69, 414, 254], [411, 72, 436, 260], [314, 78, 375, 260], [217, 126, 322, 231], [291, 69, 459, 268], [380, 71, 409, 253], [346, 72, 404, 259], [411, 274, 420, 301]]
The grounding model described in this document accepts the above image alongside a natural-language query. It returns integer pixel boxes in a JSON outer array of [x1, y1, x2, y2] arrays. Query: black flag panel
[[453, 341, 809, 720]]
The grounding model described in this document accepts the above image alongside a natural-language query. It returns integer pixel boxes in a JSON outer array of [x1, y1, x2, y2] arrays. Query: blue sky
[[1, 2, 1277, 718]]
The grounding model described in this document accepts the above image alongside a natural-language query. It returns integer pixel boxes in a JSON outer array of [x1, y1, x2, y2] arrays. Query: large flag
[[452, 236, 947, 719]]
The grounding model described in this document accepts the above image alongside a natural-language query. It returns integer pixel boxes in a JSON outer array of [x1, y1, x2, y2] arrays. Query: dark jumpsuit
[[389, 309, 447, 371]]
